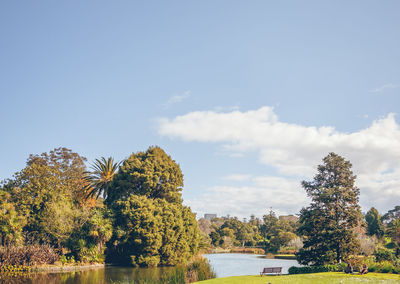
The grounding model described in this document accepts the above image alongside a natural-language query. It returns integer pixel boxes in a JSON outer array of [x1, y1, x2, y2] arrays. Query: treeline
[[198, 212, 300, 254], [0, 146, 200, 268], [199, 153, 400, 272]]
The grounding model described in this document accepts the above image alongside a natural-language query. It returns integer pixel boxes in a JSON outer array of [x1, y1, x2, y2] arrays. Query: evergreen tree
[[365, 207, 384, 238], [105, 146, 200, 267], [107, 146, 183, 205], [296, 153, 362, 265], [106, 195, 199, 267]]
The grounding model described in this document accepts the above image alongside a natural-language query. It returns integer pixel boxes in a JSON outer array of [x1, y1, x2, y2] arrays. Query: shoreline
[[32, 263, 106, 273]]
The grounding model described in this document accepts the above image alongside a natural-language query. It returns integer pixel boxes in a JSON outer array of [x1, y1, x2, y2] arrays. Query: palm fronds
[[83, 157, 120, 200]]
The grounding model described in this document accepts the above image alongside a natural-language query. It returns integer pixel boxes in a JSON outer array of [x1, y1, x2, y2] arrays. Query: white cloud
[[163, 90, 191, 108], [369, 83, 398, 93], [185, 176, 307, 218], [159, 106, 400, 216]]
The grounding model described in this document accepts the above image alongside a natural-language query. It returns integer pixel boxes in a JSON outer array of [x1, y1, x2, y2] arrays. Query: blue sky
[[1, 1, 399, 218]]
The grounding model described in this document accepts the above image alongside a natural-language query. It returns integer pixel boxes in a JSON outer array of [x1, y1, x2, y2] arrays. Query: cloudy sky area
[[1, 1, 399, 219], [158, 107, 400, 217]]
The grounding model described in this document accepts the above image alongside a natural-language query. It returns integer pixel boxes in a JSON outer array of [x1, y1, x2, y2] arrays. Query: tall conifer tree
[[296, 153, 362, 265]]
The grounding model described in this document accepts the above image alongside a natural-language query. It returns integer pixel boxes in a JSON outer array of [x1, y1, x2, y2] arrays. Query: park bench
[[260, 267, 282, 276]]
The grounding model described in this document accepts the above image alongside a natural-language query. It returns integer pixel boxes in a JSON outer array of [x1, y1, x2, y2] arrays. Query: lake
[[0, 254, 299, 283], [204, 253, 299, 277]]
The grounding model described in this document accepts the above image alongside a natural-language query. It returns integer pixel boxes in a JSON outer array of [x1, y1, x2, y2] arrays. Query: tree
[[107, 146, 184, 205], [105, 146, 200, 267], [106, 195, 199, 267], [387, 219, 400, 257], [2, 148, 89, 247], [296, 153, 362, 265], [65, 207, 113, 262], [260, 210, 280, 253], [0, 147, 109, 252], [365, 207, 384, 239], [260, 210, 297, 253], [383, 206, 400, 256], [84, 157, 120, 200], [0, 191, 27, 245]]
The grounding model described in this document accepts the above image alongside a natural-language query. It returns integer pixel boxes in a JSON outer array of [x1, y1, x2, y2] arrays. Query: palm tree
[[84, 157, 121, 200]]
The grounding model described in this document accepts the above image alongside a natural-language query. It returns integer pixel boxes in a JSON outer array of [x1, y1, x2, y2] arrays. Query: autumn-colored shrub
[[0, 244, 58, 269]]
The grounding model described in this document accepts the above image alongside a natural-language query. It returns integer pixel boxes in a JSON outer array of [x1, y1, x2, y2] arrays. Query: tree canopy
[[296, 153, 362, 265], [106, 147, 184, 205], [104, 146, 199, 267], [106, 195, 199, 267], [365, 207, 385, 239]]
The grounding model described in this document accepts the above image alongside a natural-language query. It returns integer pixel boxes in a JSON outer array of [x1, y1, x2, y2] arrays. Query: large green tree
[[296, 153, 362, 265], [365, 207, 384, 239], [106, 195, 199, 267], [2, 148, 88, 247], [105, 146, 200, 267], [106, 147, 184, 205], [260, 210, 297, 253], [2, 147, 112, 258]]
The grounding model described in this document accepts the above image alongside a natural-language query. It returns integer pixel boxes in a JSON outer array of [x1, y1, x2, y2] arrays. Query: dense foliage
[[296, 153, 362, 265], [106, 195, 199, 266], [105, 147, 199, 267], [0, 148, 102, 250], [0, 146, 200, 268], [106, 146, 184, 205], [365, 207, 385, 239], [1, 147, 400, 272], [288, 263, 346, 274], [200, 212, 299, 254], [260, 211, 298, 253]]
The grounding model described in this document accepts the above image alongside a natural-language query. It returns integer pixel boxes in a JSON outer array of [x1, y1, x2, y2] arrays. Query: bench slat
[[260, 267, 282, 276]]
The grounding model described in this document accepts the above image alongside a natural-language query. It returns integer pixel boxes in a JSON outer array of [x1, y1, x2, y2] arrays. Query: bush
[[0, 244, 58, 270], [380, 263, 394, 273], [375, 247, 395, 262], [288, 263, 346, 274], [359, 260, 400, 274], [186, 257, 216, 282], [368, 264, 379, 272]]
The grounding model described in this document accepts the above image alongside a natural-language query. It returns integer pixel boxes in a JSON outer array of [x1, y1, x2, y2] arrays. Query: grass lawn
[[195, 272, 400, 283]]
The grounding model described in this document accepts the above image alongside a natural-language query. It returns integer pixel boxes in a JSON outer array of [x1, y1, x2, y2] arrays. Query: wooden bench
[[260, 267, 282, 276]]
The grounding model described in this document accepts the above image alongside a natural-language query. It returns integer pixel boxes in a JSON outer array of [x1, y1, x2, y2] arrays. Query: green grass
[[194, 272, 400, 283]]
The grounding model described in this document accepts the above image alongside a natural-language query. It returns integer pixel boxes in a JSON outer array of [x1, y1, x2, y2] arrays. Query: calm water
[[0, 254, 299, 283], [204, 253, 299, 277]]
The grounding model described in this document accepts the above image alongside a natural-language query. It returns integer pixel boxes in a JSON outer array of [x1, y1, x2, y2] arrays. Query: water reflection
[[0, 266, 179, 284], [0, 254, 299, 283]]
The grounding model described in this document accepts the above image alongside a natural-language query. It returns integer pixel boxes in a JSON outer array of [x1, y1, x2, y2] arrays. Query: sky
[[1, 1, 399, 219]]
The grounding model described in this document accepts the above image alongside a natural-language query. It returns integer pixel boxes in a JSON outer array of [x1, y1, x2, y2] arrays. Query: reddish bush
[[0, 244, 59, 269]]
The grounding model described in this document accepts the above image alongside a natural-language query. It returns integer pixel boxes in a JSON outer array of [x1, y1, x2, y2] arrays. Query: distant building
[[204, 214, 217, 221]]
